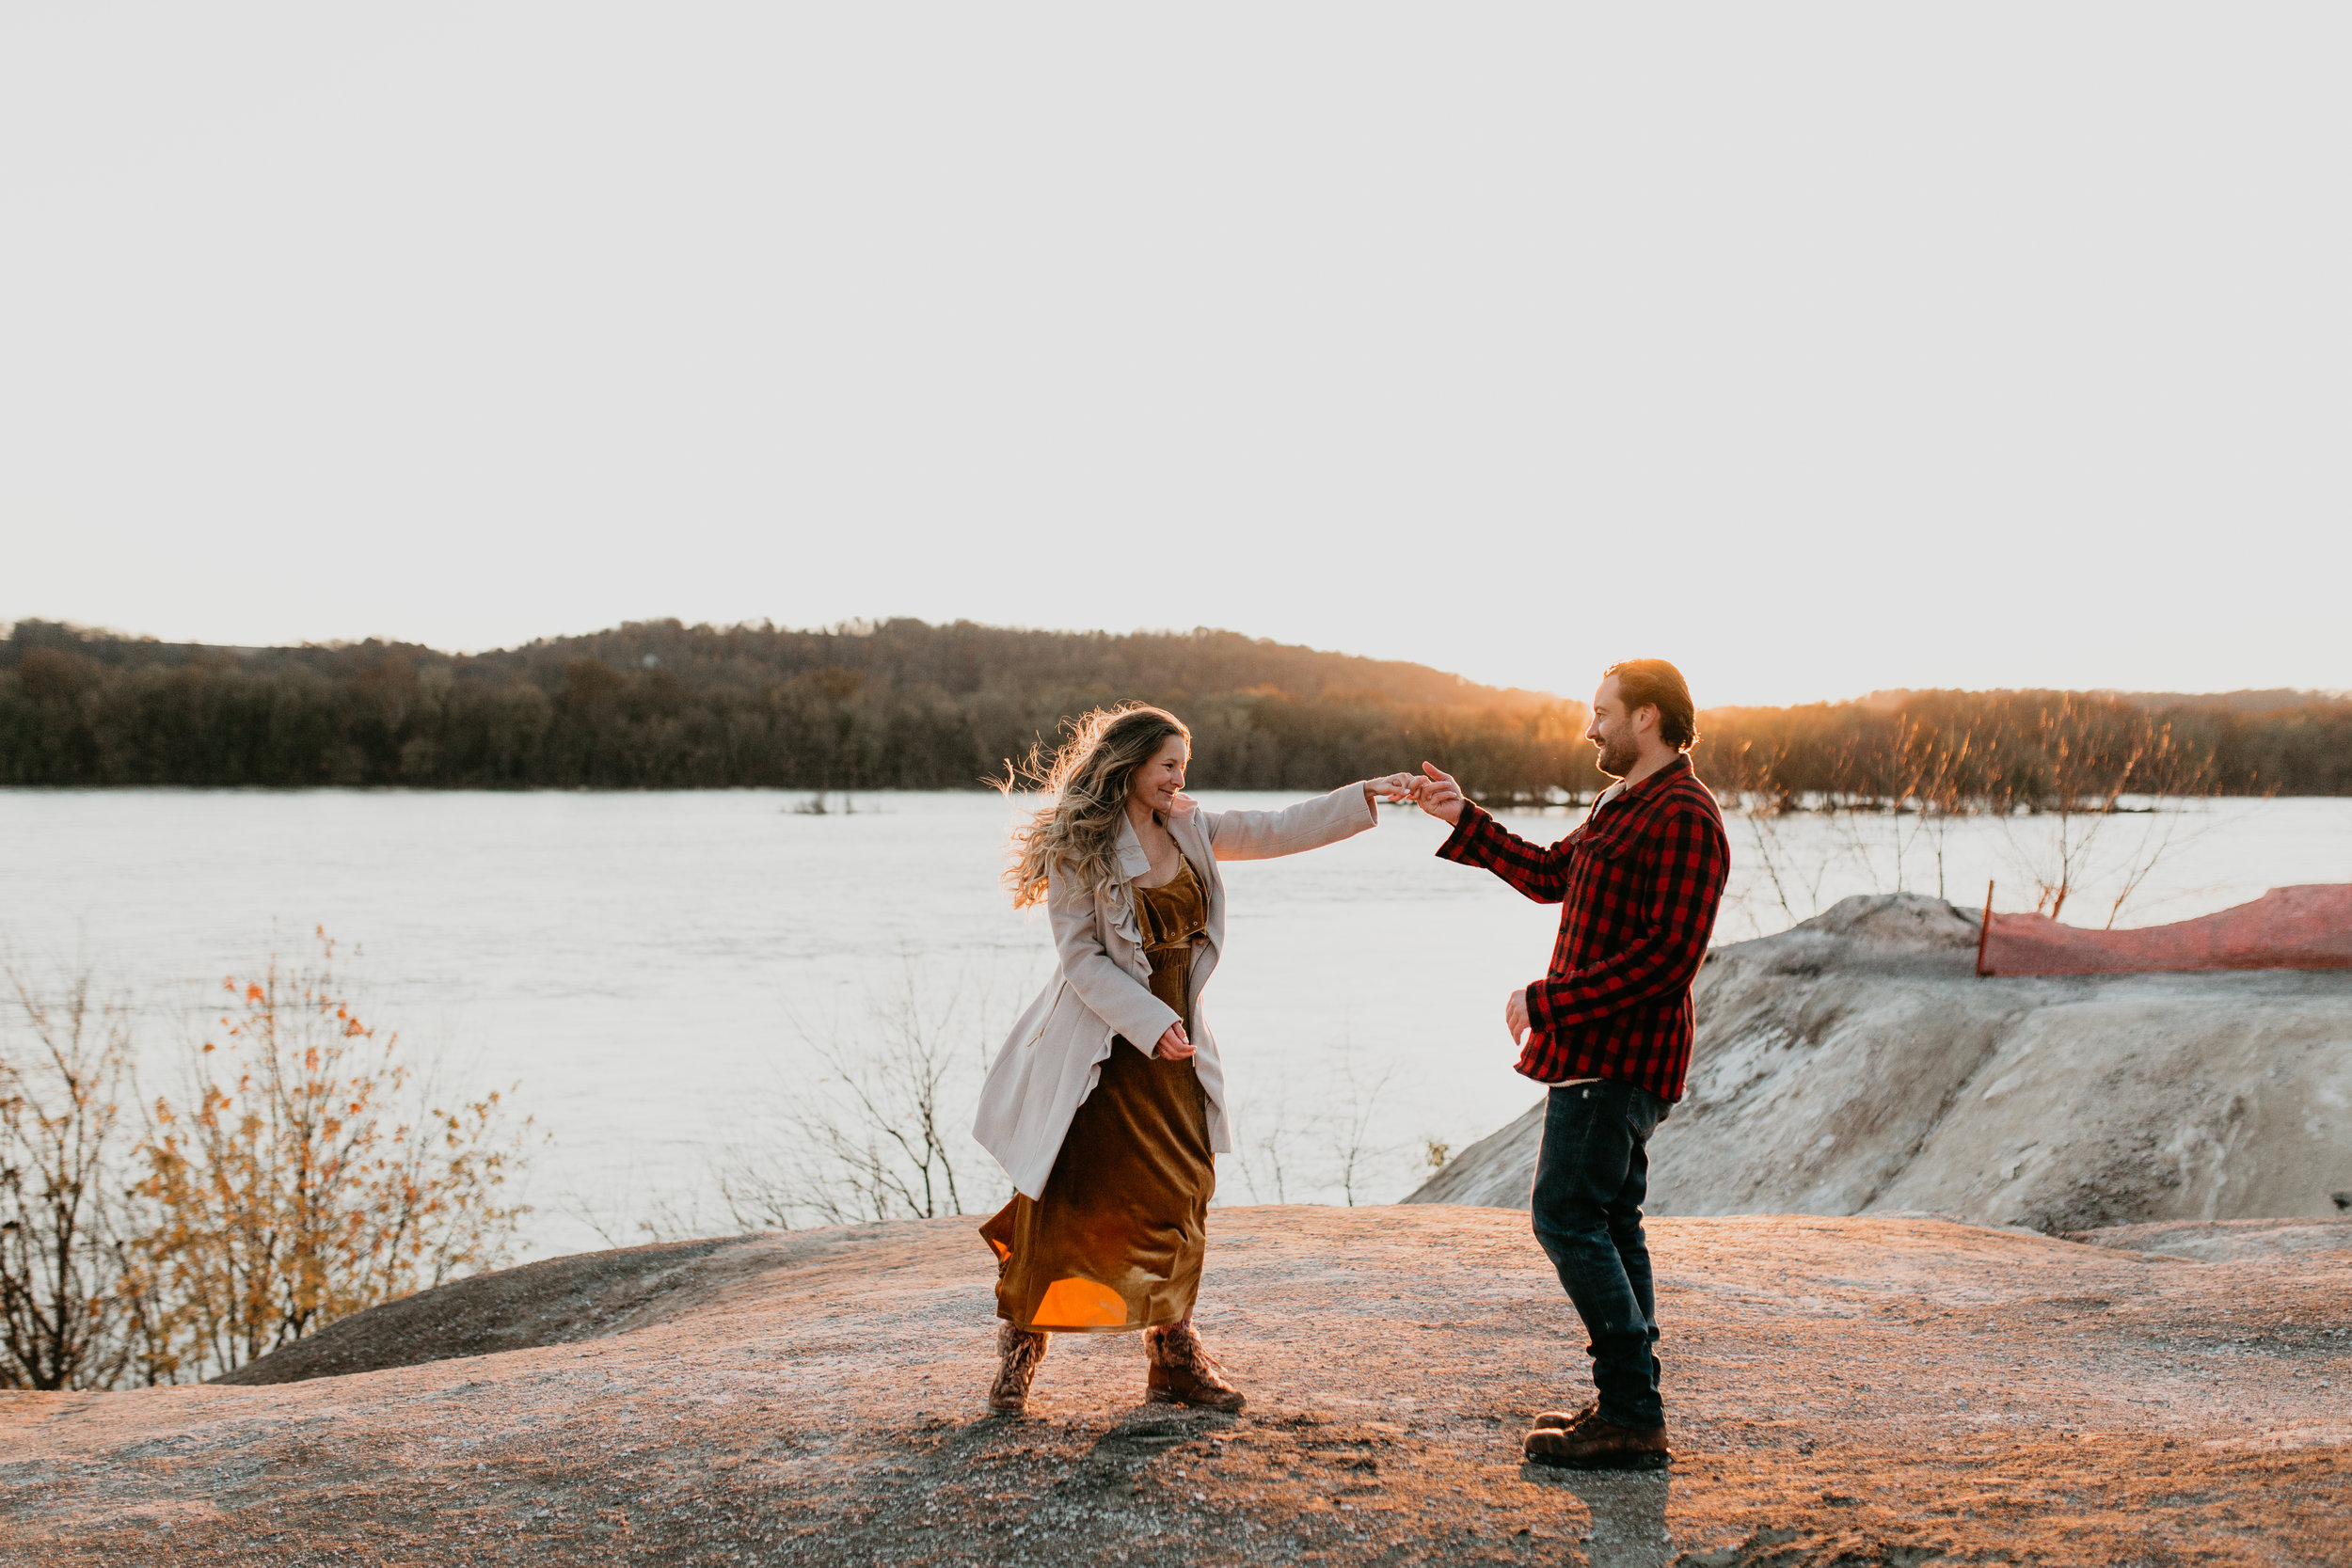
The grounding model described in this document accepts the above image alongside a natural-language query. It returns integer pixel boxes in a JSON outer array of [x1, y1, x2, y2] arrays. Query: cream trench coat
[[974, 784, 1380, 1198]]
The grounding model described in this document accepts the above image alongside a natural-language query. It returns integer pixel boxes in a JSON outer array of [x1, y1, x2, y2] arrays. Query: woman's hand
[[1155, 1021, 1195, 1060], [1364, 773, 1419, 806]]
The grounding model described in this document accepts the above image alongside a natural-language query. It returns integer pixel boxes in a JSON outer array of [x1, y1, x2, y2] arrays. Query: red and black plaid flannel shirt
[[1438, 753, 1730, 1102]]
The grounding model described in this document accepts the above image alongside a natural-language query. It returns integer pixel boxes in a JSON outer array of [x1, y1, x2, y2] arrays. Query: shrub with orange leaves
[[124, 928, 532, 1383]]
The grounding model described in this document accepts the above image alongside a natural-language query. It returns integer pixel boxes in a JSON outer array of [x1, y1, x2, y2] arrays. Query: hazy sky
[[5, 6, 2346, 706]]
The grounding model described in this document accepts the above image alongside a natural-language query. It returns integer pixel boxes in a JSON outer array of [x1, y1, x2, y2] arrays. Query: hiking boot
[[1530, 1402, 1599, 1433], [1523, 1416, 1672, 1470], [989, 1323, 1048, 1416], [1143, 1323, 1246, 1412]]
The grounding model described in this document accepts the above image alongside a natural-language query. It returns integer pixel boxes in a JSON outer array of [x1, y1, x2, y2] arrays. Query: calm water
[[4, 788, 2345, 1258]]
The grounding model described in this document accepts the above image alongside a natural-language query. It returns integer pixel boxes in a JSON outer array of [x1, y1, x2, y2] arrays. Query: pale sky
[[4, 6, 2346, 707]]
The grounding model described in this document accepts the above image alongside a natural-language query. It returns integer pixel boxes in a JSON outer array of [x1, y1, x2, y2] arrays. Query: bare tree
[[713, 960, 1014, 1230], [1324, 1054, 1397, 1209], [0, 962, 135, 1390], [1996, 699, 2218, 925], [1223, 1049, 1416, 1208], [1906, 721, 1980, 903], [2090, 743, 2229, 929], [1227, 1087, 1301, 1206], [1720, 737, 1840, 929]]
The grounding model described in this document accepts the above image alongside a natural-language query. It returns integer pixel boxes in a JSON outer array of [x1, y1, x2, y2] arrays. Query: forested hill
[[7, 618, 2347, 795], [0, 619, 1593, 793]]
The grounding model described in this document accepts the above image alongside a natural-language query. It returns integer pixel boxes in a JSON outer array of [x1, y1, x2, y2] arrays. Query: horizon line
[[5, 612, 2347, 713]]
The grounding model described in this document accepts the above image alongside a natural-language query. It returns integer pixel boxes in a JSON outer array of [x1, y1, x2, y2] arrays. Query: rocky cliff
[[5, 1208, 2348, 1567], [1406, 894, 2352, 1231]]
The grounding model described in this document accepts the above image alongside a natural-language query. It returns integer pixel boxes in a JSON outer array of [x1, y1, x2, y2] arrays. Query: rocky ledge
[[3, 1206, 2347, 1566]]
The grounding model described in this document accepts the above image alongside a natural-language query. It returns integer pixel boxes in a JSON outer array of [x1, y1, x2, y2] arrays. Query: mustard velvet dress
[[979, 857, 1215, 1332]]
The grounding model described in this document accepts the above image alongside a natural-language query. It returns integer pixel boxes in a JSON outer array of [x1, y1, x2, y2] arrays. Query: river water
[[4, 788, 2345, 1258]]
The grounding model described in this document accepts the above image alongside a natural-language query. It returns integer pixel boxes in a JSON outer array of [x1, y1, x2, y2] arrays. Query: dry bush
[[1712, 696, 2219, 931], [125, 930, 533, 1382], [1992, 697, 2219, 926], [1229, 1090, 1306, 1206], [1713, 736, 1842, 928], [709, 962, 1012, 1232], [1225, 1049, 1418, 1209], [0, 963, 136, 1390]]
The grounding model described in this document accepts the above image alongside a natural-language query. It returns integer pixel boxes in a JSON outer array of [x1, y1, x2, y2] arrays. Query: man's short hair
[[1603, 658, 1698, 751]]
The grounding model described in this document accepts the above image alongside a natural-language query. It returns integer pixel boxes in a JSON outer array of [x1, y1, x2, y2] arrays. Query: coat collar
[[1114, 799, 1208, 880], [1115, 811, 1153, 879]]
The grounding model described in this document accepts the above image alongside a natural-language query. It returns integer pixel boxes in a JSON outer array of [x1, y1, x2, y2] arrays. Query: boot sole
[[1146, 1390, 1246, 1412], [1524, 1449, 1672, 1471]]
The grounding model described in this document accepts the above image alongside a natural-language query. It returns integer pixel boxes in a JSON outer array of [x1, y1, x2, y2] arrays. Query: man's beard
[[1595, 734, 1640, 778]]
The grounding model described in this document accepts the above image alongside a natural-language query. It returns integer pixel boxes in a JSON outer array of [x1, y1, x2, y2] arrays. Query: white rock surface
[[1405, 893, 2352, 1232]]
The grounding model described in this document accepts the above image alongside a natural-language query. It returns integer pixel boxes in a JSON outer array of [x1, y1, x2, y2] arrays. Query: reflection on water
[[1521, 1464, 1672, 1568]]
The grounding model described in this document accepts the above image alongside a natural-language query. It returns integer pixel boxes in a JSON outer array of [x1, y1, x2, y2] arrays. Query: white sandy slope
[[1407, 895, 2352, 1230]]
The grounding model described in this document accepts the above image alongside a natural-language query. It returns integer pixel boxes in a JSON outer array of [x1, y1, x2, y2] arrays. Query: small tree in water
[[128, 929, 531, 1382]]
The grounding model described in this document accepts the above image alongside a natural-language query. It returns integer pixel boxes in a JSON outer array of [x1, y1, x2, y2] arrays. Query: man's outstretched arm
[[1416, 762, 1578, 905]]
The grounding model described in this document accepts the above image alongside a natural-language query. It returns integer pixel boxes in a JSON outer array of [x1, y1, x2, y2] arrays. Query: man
[[1413, 658, 1729, 1470]]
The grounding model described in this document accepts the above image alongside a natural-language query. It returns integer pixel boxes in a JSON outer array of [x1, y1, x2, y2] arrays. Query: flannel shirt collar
[[1597, 752, 1692, 811]]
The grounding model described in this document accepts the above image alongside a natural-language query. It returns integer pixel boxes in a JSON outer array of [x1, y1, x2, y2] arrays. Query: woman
[[974, 704, 1415, 1416]]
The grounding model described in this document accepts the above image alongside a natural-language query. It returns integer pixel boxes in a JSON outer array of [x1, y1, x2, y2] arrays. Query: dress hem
[[993, 1314, 1184, 1336]]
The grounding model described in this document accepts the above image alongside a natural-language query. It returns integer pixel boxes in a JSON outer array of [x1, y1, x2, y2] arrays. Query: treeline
[[5, 618, 2346, 797], [0, 619, 1596, 797], [1704, 688, 2352, 802]]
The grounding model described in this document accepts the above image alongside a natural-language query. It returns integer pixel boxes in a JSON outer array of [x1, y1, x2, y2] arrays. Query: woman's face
[[1127, 734, 1189, 816]]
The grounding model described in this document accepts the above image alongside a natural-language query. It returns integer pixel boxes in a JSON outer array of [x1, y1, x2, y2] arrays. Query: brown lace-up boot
[[1522, 1415, 1672, 1470], [1143, 1323, 1246, 1412], [989, 1323, 1048, 1416]]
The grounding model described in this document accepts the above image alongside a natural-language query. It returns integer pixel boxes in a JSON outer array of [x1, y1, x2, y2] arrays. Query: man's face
[[1586, 677, 1645, 779]]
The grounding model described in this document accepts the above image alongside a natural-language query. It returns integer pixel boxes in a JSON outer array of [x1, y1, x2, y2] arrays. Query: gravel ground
[[3, 1207, 2346, 1567]]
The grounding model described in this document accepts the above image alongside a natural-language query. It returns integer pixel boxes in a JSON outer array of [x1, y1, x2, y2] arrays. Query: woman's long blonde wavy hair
[[1000, 705, 1191, 909]]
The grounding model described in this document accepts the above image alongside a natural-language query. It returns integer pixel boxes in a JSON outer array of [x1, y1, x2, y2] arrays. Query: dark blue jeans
[[1530, 1079, 1666, 1430]]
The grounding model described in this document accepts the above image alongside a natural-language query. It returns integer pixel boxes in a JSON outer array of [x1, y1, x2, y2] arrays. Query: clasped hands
[[1366, 763, 1466, 824]]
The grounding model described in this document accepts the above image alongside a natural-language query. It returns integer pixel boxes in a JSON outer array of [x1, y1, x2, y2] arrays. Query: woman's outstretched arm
[[1195, 777, 1412, 863]]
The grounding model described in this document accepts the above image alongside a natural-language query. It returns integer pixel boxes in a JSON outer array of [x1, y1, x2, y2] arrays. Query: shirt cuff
[[1436, 800, 1489, 861]]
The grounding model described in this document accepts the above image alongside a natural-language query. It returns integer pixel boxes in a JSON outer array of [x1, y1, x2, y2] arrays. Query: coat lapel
[[1114, 813, 1153, 880]]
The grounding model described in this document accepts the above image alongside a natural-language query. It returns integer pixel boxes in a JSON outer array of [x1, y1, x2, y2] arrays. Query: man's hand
[[1414, 762, 1466, 825], [1156, 1021, 1195, 1060], [1503, 987, 1531, 1048]]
